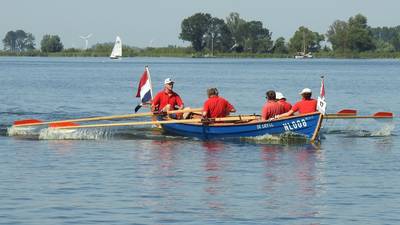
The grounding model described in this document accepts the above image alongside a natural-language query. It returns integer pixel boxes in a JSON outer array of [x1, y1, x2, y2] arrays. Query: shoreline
[[1, 51, 399, 59]]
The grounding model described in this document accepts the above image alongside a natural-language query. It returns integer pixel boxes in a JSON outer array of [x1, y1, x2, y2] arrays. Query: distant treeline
[[1, 12, 400, 58]]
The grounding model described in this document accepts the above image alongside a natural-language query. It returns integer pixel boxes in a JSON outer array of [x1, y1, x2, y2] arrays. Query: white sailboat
[[294, 32, 313, 59], [110, 36, 122, 59], [294, 52, 313, 59]]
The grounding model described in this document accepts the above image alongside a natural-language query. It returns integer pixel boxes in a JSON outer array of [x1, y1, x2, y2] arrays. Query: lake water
[[0, 57, 399, 224]]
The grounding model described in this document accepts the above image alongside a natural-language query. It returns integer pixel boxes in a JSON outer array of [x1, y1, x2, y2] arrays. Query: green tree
[[91, 42, 113, 52], [326, 20, 349, 52], [2, 31, 17, 51], [180, 13, 212, 51], [289, 26, 324, 53], [2, 30, 35, 52], [391, 33, 400, 51], [242, 20, 273, 53], [370, 26, 399, 42], [374, 39, 395, 52], [204, 17, 233, 53], [25, 33, 35, 50], [226, 12, 247, 52], [273, 37, 288, 53], [217, 21, 234, 52], [40, 34, 63, 52], [347, 14, 375, 52], [370, 25, 400, 51]]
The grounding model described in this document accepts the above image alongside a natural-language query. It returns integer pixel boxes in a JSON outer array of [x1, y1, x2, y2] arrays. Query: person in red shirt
[[151, 78, 184, 113], [261, 90, 285, 120], [276, 88, 317, 119], [276, 91, 292, 113], [202, 88, 236, 118]]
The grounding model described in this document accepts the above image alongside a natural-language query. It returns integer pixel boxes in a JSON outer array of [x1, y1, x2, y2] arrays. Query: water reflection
[[151, 140, 179, 175], [261, 144, 325, 220], [129, 139, 328, 221], [201, 141, 226, 212], [374, 137, 395, 152], [47, 140, 77, 155], [202, 141, 225, 193], [131, 139, 185, 220]]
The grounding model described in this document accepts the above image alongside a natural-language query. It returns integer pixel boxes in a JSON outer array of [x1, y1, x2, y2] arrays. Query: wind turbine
[[80, 33, 92, 50]]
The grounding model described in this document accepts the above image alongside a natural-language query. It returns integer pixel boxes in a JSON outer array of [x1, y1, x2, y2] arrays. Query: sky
[[1, 0, 399, 49]]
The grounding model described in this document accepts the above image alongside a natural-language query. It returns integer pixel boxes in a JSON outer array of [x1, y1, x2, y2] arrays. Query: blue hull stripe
[[161, 112, 323, 141]]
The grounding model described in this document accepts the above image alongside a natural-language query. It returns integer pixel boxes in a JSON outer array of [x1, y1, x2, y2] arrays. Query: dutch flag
[[134, 66, 153, 112]]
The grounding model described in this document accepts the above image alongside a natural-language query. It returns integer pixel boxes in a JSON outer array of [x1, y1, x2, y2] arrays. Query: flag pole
[[320, 75, 325, 100]]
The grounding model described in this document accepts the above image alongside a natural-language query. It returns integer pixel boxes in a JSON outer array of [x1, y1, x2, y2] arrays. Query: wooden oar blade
[[13, 119, 43, 125], [49, 122, 80, 128], [373, 112, 393, 118], [337, 109, 357, 115]]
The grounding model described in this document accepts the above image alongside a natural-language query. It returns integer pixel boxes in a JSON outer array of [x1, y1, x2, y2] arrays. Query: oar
[[326, 109, 357, 116], [325, 112, 393, 119], [13, 108, 202, 127], [49, 115, 259, 129]]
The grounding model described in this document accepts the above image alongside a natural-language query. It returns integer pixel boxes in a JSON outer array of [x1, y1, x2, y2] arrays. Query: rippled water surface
[[1, 57, 399, 224]]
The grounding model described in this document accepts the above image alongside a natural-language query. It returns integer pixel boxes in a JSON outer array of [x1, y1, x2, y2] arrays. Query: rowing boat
[[159, 112, 323, 142]]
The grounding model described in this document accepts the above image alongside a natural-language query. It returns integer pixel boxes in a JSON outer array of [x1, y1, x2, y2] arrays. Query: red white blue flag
[[317, 76, 327, 115], [134, 66, 153, 112]]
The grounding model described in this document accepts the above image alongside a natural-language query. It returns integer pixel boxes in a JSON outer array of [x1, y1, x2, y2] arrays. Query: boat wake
[[241, 132, 308, 144], [6, 125, 168, 140], [7, 126, 42, 137], [38, 128, 115, 140], [0, 125, 8, 136], [3, 108, 110, 137], [322, 123, 395, 137]]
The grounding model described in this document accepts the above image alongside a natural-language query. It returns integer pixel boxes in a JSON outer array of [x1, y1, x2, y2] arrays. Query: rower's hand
[[153, 111, 167, 116], [267, 115, 279, 122], [201, 116, 211, 123]]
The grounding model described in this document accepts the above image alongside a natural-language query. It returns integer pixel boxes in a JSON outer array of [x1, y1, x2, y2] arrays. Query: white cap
[[164, 78, 174, 84], [275, 92, 285, 100], [299, 88, 312, 95]]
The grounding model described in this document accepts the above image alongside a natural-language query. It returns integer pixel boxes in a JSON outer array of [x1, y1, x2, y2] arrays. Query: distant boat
[[294, 52, 313, 59], [294, 32, 313, 59], [110, 36, 122, 59]]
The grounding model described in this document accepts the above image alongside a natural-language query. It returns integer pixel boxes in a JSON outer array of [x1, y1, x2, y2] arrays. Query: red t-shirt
[[152, 90, 183, 111], [278, 99, 292, 113], [291, 98, 317, 114], [262, 100, 285, 120], [203, 96, 234, 118]]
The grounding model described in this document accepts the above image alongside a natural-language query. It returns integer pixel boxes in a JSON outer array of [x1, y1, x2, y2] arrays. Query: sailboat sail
[[110, 36, 122, 59], [294, 32, 313, 59]]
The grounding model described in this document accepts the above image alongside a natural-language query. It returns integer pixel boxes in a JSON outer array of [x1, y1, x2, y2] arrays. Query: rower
[[275, 88, 317, 119], [276, 91, 292, 113], [202, 88, 236, 118], [151, 78, 184, 119], [261, 90, 285, 120]]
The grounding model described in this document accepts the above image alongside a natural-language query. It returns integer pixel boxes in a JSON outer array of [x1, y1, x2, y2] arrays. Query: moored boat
[[160, 112, 323, 142], [294, 52, 313, 59]]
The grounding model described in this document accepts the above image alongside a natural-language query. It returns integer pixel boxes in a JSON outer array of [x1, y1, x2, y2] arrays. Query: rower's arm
[[276, 110, 294, 119]]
